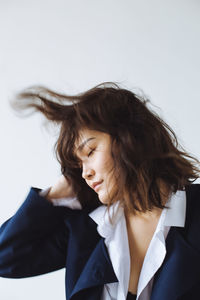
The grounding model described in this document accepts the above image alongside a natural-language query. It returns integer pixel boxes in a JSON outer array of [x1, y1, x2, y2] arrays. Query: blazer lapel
[[151, 224, 200, 299], [69, 238, 118, 299]]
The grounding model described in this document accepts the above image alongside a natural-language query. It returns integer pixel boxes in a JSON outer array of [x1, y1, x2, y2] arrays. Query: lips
[[91, 181, 103, 191]]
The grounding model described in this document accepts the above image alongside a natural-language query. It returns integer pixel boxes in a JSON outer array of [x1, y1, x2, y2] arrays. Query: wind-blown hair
[[11, 82, 200, 214]]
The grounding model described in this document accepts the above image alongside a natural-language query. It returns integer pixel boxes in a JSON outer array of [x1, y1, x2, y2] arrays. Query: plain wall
[[0, 0, 200, 299]]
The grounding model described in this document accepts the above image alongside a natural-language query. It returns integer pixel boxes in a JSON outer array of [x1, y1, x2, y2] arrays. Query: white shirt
[[40, 188, 186, 300], [89, 190, 186, 300]]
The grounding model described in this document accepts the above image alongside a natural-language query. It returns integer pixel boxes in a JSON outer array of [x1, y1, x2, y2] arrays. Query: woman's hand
[[46, 175, 75, 202]]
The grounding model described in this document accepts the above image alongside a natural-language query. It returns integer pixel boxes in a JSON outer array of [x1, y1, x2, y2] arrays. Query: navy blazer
[[0, 184, 200, 300]]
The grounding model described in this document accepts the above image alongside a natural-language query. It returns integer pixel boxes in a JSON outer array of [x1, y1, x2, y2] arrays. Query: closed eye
[[75, 148, 95, 168], [88, 148, 95, 157]]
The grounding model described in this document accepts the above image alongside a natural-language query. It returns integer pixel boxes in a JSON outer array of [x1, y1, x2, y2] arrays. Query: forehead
[[76, 129, 98, 145], [75, 128, 110, 153]]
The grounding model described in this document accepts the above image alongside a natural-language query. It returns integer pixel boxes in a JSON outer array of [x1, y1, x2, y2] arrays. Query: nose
[[82, 164, 95, 180]]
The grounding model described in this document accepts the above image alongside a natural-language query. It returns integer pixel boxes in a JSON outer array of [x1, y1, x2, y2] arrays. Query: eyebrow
[[77, 137, 96, 152]]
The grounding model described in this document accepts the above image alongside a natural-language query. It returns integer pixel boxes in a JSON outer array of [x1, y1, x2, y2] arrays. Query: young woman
[[0, 82, 200, 300]]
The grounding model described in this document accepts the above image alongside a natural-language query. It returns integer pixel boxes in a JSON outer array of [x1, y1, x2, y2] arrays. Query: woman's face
[[75, 128, 116, 204]]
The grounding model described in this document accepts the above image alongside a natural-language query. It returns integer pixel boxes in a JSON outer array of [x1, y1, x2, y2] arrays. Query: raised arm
[[0, 176, 81, 278]]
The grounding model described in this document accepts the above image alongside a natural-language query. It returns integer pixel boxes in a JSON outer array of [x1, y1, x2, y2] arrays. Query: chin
[[98, 193, 109, 205]]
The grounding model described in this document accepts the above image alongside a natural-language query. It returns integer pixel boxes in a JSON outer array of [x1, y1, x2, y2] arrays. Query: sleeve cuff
[[39, 187, 82, 210]]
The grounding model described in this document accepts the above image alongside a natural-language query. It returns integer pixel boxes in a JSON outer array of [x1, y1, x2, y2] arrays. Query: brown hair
[[11, 82, 200, 214]]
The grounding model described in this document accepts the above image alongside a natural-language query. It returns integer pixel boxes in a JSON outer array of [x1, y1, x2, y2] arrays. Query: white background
[[0, 0, 200, 299]]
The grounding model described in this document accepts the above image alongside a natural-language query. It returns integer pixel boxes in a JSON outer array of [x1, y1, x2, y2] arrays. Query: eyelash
[[76, 148, 95, 169], [88, 148, 95, 157]]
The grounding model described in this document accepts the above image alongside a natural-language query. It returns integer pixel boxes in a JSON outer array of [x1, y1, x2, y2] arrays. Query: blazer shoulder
[[184, 183, 200, 250], [185, 183, 200, 208]]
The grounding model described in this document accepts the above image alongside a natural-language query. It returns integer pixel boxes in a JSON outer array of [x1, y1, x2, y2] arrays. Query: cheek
[[98, 153, 114, 174]]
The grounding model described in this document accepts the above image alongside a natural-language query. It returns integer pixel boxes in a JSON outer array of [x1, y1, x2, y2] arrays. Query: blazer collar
[[151, 184, 200, 300], [151, 227, 200, 300], [69, 238, 118, 299]]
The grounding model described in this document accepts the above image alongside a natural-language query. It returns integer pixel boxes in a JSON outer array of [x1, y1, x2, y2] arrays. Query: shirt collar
[[163, 189, 186, 228], [89, 201, 123, 239], [89, 189, 186, 238]]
